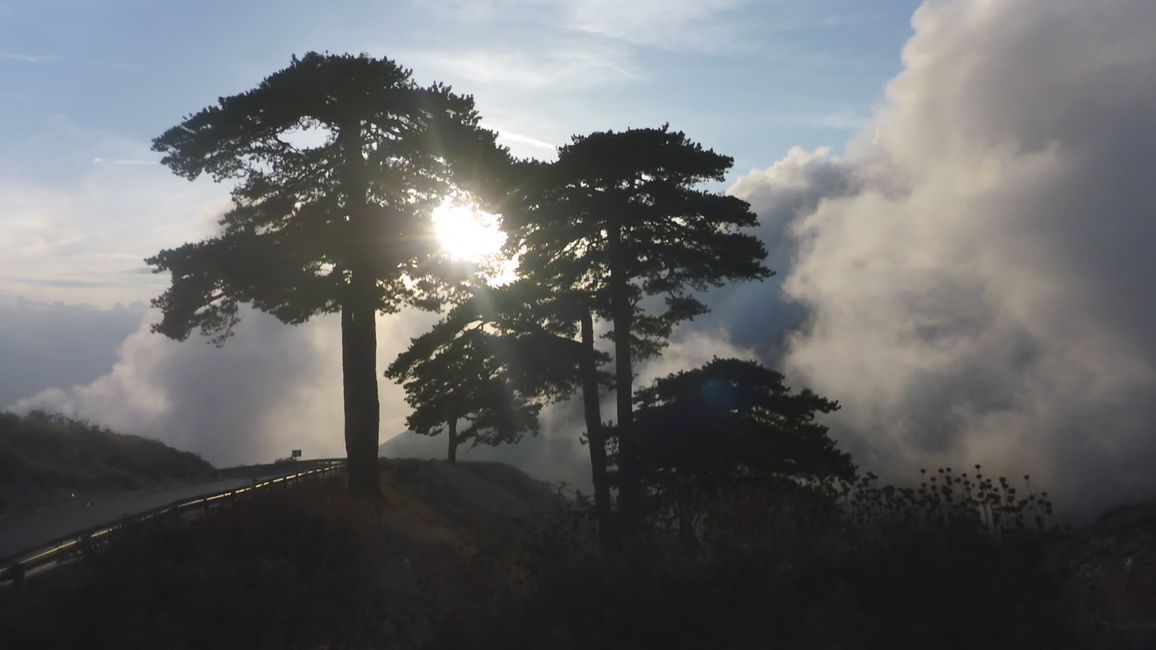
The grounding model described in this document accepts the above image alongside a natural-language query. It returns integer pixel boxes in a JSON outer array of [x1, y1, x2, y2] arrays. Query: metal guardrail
[[0, 459, 346, 593]]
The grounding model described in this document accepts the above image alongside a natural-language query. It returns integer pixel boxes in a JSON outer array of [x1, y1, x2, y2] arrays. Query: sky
[[3, 0, 1155, 519], [0, 0, 918, 306]]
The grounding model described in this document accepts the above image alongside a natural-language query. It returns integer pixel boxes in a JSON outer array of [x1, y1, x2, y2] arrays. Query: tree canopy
[[505, 125, 771, 517], [149, 52, 504, 343], [385, 281, 594, 463], [632, 358, 855, 484], [387, 328, 539, 463], [508, 125, 770, 347], [147, 52, 508, 494]]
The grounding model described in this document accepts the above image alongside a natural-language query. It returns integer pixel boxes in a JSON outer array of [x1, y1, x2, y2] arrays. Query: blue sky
[[1, 0, 919, 305]]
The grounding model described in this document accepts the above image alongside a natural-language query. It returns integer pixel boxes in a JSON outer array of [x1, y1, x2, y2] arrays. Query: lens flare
[[431, 200, 506, 262]]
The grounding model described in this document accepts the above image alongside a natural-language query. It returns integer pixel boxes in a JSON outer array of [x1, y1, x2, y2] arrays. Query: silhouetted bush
[[431, 470, 1089, 650]]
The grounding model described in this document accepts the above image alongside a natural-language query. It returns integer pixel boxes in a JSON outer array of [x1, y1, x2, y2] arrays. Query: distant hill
[[380, 430, 594, 494], [0, 410, 215, 515]]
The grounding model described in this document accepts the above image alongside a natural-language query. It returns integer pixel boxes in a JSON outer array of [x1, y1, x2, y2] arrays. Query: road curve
[[0, 467, 316, 561]]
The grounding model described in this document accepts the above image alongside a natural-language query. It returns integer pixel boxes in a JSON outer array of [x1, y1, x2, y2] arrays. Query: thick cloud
[[728, 0, 1156, 518], [0, 133, 227, 307], [11, 308, 435, 467], [698, 147, 862, 360], [0, 294, 146, 406]]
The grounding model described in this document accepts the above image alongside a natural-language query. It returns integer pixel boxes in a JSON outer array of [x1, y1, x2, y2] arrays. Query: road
[[0, 466, 315, 561]]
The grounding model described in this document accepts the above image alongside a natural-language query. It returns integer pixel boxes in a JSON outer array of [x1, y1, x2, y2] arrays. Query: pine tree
[[632, 358, 854, 484], [386, 303, 546, 464], [506, 126, 771, 521], [629, 358, 853, 540], [147, 53, 505, 496]]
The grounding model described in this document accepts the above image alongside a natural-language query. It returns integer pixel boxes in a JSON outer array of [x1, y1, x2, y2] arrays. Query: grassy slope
[[1, 459, 1151, 650], [0, 458, 571, 649], [0, 411, 215, 515]]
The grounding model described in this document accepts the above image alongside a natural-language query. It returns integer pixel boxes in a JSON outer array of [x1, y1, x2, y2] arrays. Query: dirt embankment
[[0, 411, 215, 516]]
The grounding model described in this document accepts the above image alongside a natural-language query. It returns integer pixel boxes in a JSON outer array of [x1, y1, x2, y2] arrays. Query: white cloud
[[562, 0, 752, 51], [0, 50, 57, 63], [807, 109, 872, 131], [0, 294, 146, 407], [427, 0, 752, 51], [483, 124, 557, 153], [727, 0, 1156, 518], [92, 157, 157, 166], [408, 45, 639, 90], [11, 308, 437, 467], [637, 329, 758, 388], [0, 134, 226, 306]]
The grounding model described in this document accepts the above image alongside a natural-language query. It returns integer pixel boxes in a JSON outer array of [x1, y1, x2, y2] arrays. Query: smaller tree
[[386, 281, 588, 463], [629, 358, 854, 538], [388, 328, 538, 463], [633, 358, 854, 483]]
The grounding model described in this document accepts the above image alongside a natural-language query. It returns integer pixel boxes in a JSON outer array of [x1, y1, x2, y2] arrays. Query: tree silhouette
[[386, 281, 587, 458], [629, 357, 853, 539], [387, 279, 618, 527], [492, 161, 616, 536], [386, 296, 548, 464], [632, 358, 854, 484], [147, 53, 504, 496], [389, 329, 538, 464], [507, 126, 771, 521]]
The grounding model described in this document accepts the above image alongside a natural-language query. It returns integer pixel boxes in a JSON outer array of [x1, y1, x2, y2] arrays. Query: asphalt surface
[[0, 468, 309, 561]]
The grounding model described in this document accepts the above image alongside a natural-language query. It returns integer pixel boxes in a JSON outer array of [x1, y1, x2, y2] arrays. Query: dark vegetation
[[2, 461, 1149, 649], [0, 411, 214, 516]]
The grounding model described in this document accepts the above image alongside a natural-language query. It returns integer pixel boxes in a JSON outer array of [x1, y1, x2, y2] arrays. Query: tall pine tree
[[147, 53, 505, 496], [507, 126, 771, 521]]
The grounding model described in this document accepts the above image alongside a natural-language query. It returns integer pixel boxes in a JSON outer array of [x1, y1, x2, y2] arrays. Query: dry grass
[[0, 459, 563, 649], [2, 460, 1149, 650], [0, 411, 215, 515]]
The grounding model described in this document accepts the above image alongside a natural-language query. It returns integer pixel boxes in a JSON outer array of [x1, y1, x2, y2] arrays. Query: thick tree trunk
[[339, 117, 381, 498], [447, 417, 458, 464], [342, 295, 381, 497], [607, 223, 639, 526], [580, 307, 612, 543]]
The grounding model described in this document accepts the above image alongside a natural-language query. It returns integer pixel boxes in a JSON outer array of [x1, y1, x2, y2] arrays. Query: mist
[[723, 0, 1156, 519]]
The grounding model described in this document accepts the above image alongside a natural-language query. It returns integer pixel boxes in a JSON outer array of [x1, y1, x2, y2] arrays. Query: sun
[[431, 200, 506, 262]]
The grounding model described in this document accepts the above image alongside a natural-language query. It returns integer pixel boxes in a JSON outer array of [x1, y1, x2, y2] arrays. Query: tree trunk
[[447, 417, 458, 464], [340, 117, 381, 498], [607, 223, 639, 526], [580, 307, 612, 544], [342, 297, 380, 496]]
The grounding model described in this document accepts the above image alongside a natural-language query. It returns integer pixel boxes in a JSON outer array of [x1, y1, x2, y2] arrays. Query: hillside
[[0, 459, 1152, 649], [380, 430, 593, 493], [0, 458, 574, 649], [0, 411, 215, 516]]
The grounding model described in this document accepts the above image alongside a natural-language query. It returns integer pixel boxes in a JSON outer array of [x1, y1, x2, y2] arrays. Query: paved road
[[0, 467, 313, 561]]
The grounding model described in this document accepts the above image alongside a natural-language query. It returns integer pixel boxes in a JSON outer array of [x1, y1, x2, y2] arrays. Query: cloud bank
[[11, 309, 433, 467], [729, 0, 1156, 518], [0, 294, 145, 407]]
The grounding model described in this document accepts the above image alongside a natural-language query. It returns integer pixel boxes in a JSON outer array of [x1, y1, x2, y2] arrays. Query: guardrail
[[0, 459, 346, 594]]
